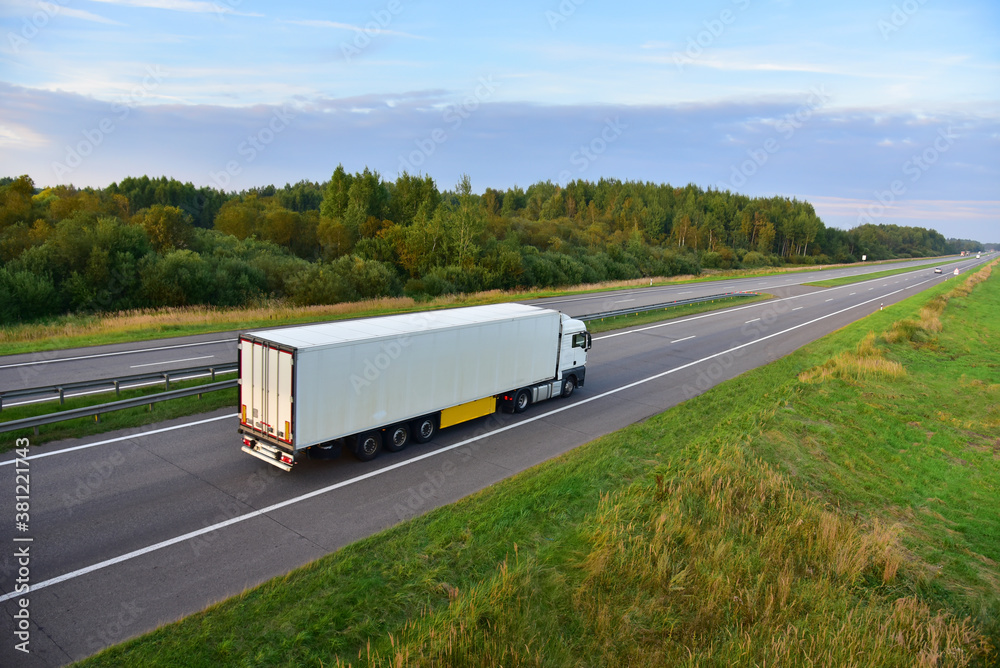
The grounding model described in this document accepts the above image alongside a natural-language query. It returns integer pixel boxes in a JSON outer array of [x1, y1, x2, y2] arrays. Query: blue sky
[[1, 0, 998, 241]]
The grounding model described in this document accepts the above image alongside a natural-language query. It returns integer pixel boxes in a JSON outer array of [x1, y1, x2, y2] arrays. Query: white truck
[[238, 303, 592, 470]]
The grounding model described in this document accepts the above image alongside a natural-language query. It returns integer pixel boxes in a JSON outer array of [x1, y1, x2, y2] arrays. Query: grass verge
[[804, 257, 966, 287], [0, 376, 236, 453], [78, 261, 999, 666]]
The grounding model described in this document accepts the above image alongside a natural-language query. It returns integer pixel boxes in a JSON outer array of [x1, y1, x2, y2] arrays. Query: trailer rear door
[[240, 338, 295, 445]]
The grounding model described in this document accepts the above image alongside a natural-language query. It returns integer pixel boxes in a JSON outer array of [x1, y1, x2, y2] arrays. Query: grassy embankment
[[0, 256, 948, 357], [79, 261, 999, 666]]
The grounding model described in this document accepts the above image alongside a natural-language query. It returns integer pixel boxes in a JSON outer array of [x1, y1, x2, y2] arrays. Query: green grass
[[585, 293, 772, 333], [804, 257, 966, 287], [0, 376, 236, 453], [76, 261, 999, 666]]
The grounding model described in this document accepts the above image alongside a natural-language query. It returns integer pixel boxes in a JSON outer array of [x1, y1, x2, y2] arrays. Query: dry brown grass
[[331, 442, 990, 666], [799, 332, 906, 384], [884, 260, 998, 345]]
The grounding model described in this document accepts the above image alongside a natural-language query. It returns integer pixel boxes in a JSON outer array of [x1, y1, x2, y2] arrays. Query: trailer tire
[[561, 376, 576, 398], [384, 423, 410, 452], [354, 431, 382, 461], [411, 415, 438, 444], [513, 389, 531, 413]]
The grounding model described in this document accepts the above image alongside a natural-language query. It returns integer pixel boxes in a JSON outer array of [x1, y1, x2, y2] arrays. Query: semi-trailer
[[238, 303, 592, 471]]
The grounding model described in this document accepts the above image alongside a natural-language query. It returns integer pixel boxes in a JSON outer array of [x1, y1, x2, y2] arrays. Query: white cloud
[[86, 0, 263, 17], [2, 0, 124, 25], [282, 19, 427, 40]]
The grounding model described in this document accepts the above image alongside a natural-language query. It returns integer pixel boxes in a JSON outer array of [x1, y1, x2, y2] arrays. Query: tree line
[[0, 171, 976, 325]]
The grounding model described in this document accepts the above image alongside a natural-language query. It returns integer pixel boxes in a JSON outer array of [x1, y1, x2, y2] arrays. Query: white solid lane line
[[0, 278, 934, 604], [0, 414, 236, 466], [0, 339, 236, 369], [129, 355, 215, 369]]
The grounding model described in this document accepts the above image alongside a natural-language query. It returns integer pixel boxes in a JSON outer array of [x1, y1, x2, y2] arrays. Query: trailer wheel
[[354, 431, 382, 461], [411, 415, 437, 444], [513, 389, 531, 413], [384, 423, 410, 452], [561, 376, 576, 398]]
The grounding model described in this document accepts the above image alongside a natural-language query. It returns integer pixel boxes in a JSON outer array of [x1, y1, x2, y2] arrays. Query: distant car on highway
[[934, 268, 943, 274]]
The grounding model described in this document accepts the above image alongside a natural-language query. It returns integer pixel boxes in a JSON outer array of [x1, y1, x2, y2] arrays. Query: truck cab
[[558, 313, 591, 393]]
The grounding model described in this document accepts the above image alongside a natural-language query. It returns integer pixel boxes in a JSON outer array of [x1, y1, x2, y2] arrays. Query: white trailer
[[238, 303, 591, 470]]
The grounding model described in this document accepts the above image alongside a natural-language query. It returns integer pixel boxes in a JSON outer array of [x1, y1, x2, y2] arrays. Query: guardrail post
[[94, 414, 100, 424], [58, 387, 65, 405], [163, 373, 170, 391], [211, 367, 216, 382], [115, 381, 120, 398]]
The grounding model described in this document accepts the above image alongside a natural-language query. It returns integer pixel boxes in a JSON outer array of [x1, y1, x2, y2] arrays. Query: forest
[[0, 170, 976, 325]]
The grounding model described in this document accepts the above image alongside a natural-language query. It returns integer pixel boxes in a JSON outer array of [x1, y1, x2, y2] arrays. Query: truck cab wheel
[[561, 376, 576, 398], [384, 423, 410, 452], [354, 431, 382, 461], [411, 415, 438, 444], [514, 389, 531, 413]]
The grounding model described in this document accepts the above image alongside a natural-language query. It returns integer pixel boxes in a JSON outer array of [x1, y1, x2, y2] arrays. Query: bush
[[0, 268, 61, 323], [742, 251, 766, 268], [140, 250, 213, 306], [286, 256, 400, 306]]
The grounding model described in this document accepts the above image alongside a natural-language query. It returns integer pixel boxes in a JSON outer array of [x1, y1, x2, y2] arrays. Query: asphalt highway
[[0, 254, 990, 666]]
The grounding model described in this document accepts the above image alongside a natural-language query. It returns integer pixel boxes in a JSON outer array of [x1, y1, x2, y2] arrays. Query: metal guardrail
[[0, 380, 237, 435], [0, 362, 237, 411], [579, 292, 759, 321]]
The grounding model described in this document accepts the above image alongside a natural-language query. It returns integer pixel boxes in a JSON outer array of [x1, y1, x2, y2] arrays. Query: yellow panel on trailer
[[439, 396, 497, 429]]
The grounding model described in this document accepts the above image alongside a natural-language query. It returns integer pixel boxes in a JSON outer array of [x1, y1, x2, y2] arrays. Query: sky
[[1, 0, 998, 242]]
